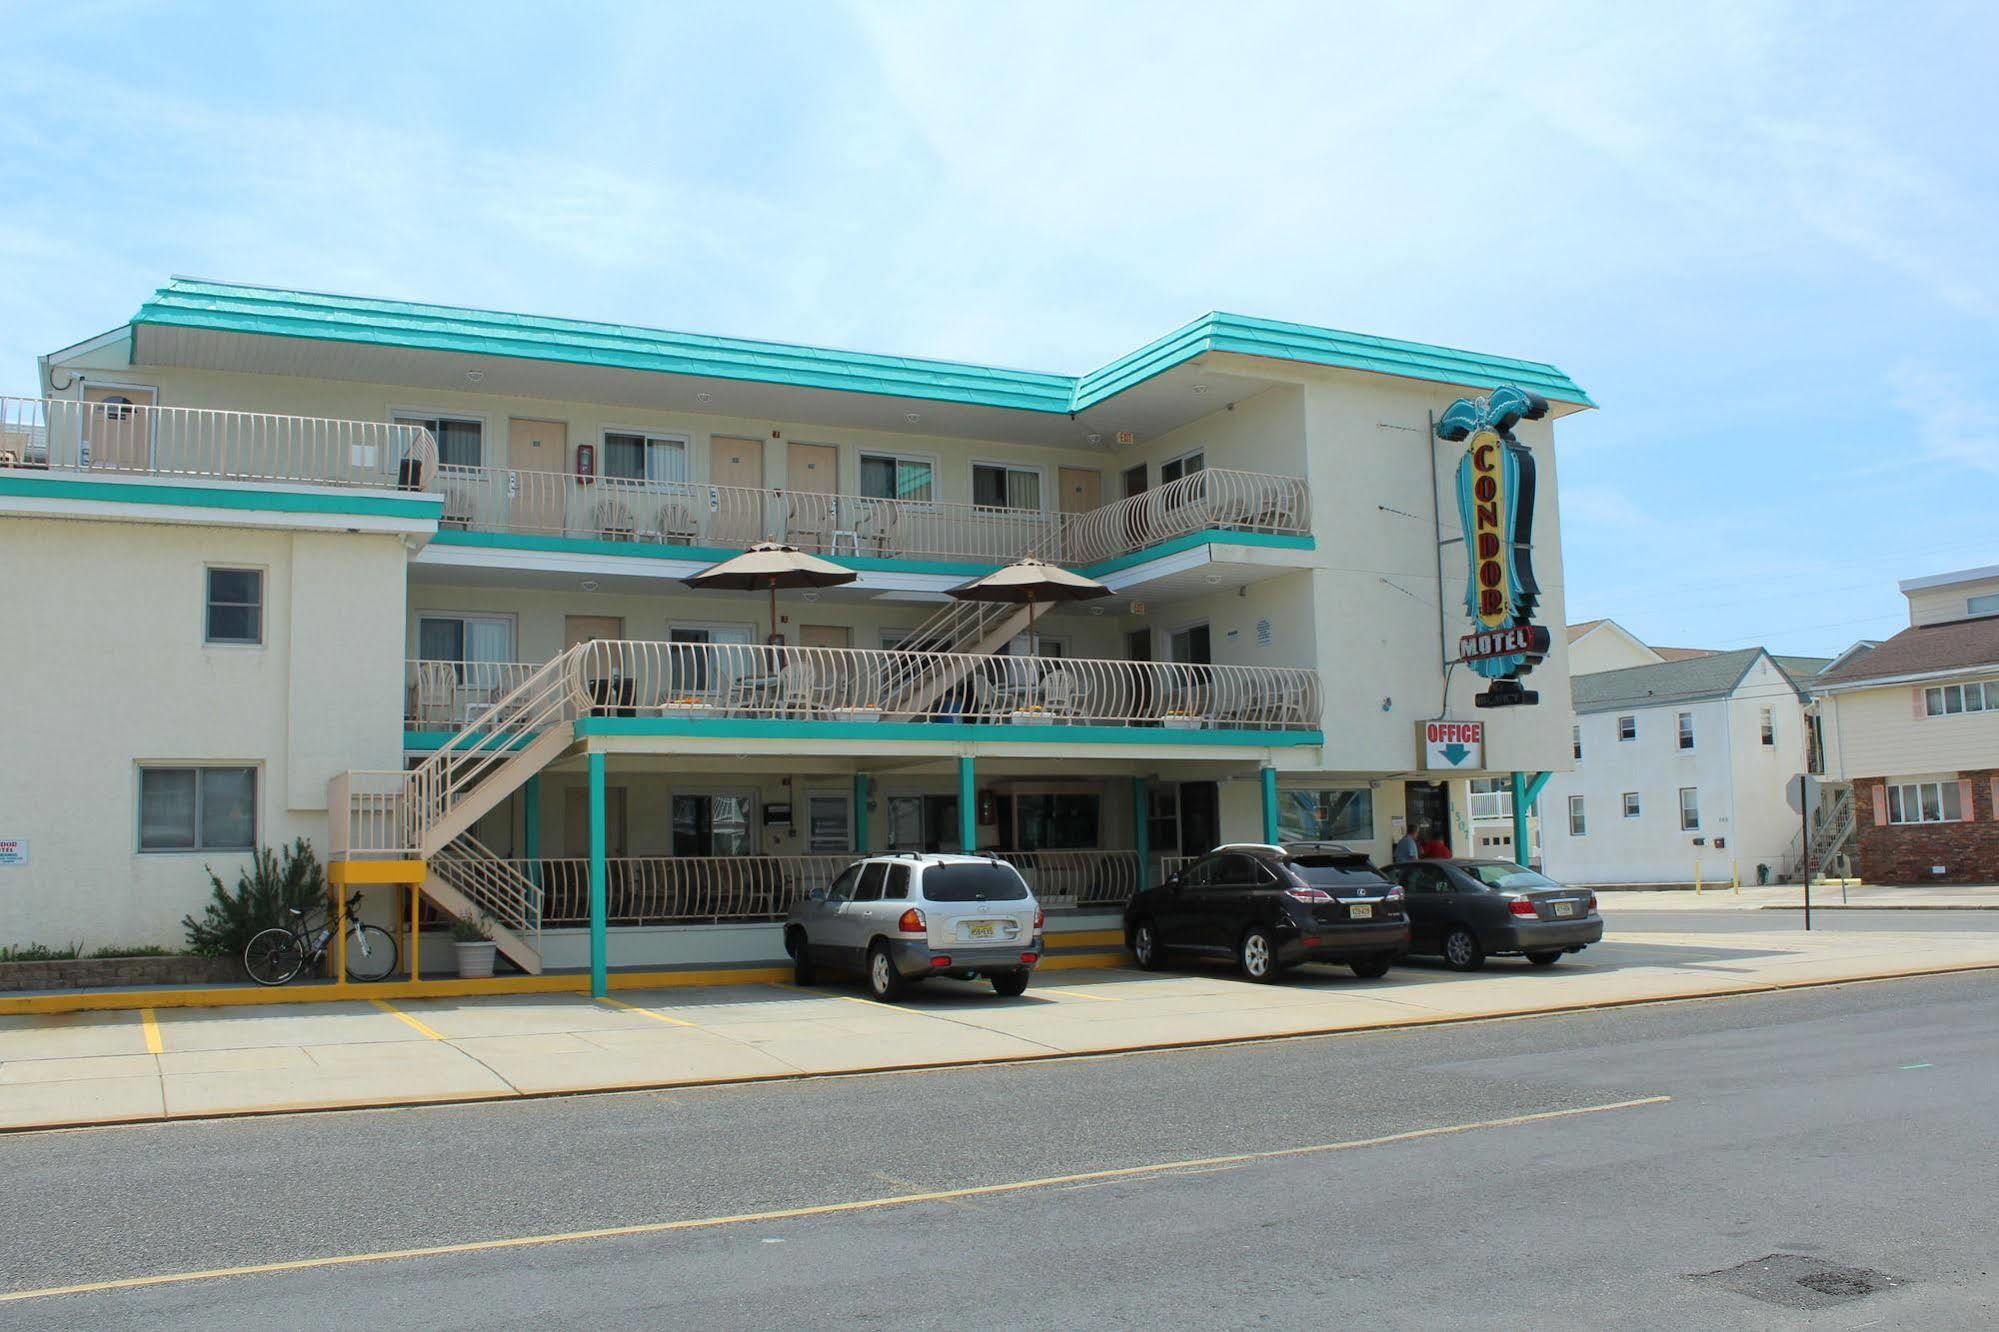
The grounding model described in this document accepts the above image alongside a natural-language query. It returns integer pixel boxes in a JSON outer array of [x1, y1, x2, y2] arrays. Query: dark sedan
[[1381, 860, 1603, 970], [1124, 842, 1410, 982]]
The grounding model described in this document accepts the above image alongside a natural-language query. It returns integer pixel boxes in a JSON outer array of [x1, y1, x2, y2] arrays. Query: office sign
[[1437, 385, 1551, 705], [1421, 720, 1484, 770], [0, 839, 26, 867]]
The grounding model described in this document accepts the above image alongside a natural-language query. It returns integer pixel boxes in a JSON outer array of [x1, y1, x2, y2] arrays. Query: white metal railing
[[1061, 469, 1309, 565], [1158, 854, 1195, 882], [0, 395, 436, 490], [430, 465, 1064, 562], [428, 833, 544, 942], [405, 659, 544, 728], [517, 850, 1144, 925], [328, 770, 413, 859], [571, 639, 1321, 730], [1469, 790, 1516, 822]]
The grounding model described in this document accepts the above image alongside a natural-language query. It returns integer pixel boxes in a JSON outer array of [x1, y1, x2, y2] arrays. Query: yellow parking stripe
[[596, 996, 697, 1028], [369, 998, 443, 1040], [0, 1096, 1669, 1304], [1035, 986, 1121, 1003], [139, 1009, 163, 1055]]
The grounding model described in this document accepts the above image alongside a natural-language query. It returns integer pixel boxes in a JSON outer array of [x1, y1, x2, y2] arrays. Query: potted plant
[[1009, 704, 1056, 726], [1160, 708, 1203, 730], [451, 913, 498, 978]]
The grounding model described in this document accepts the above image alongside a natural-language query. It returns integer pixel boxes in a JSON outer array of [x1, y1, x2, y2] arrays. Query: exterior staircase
[[1779, 783, 1855, 882], [881, 597, 1033, 720]]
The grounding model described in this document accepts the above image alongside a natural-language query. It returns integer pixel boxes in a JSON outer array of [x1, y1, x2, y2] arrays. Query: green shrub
[[88, 944, 176, 959], [450, 912, 494, 943], [0, 942, 81, 963], [181, 839, 331, 958]]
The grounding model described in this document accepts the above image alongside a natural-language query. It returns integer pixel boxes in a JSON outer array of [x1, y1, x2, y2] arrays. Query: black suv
[[1124, 842, 1409, 982]]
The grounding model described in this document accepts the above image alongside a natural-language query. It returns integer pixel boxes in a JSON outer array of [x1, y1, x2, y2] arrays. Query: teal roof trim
[[132, 279, 1592, 416]]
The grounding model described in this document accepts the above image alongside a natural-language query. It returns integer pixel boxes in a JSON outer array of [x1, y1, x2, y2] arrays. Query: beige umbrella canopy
[[947, 557, 1112, 657], [682, 542, 858, 641]]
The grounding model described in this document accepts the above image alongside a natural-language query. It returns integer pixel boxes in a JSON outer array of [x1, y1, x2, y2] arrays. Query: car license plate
[[968, 921, 995, 939], [1553, 901, 1576, 917], [1350, 903, 1373, 920]]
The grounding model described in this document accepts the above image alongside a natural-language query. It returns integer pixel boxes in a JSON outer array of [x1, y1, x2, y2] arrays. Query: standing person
[[1419, 827, 1453, 859], [1393, 825, 1420, 863]]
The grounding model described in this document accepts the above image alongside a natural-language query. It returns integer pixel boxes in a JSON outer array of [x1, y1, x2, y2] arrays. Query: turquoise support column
[[853, 772, 870, 852], [1510, 772, 1527, 866], [522, 774, 542, 890], [1132, 777, 1150, 891], [588, 752, 608, 998], [958, 755, 976, 852], [1260, 767, 1279, 843]]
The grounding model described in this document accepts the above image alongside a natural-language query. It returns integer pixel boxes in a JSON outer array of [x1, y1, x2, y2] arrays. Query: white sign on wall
[[0, 839, 27, 867], [1421, 720, 1484, 771]]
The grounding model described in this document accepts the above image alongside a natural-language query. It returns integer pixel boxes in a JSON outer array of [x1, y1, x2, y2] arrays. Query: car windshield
[[1459, 863, 1563, 891], [1288, 854, 1391, 889], [921, 863, 1030, 902]]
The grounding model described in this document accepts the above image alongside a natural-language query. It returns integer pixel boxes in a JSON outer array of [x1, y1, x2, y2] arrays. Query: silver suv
[[784, 854, 1045, 1001]]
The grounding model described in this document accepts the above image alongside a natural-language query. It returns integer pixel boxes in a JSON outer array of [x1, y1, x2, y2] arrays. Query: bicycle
[[243, 893, 399, 986]]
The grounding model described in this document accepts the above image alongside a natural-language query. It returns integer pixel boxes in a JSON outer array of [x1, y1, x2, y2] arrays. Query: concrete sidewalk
[[1599, 883, 1999, 911], [4, 921, 1997, 1132]]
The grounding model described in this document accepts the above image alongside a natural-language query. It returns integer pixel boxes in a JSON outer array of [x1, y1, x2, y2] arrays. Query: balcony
[[3, 395, 1309, 573], [408, 640, 1320, 738]]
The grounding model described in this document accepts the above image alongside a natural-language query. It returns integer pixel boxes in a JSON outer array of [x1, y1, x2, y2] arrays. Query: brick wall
[[1852, 768, 1999, 884]]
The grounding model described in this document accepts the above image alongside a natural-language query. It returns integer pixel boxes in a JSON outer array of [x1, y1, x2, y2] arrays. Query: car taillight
[[1020, 951, 1038, 963], [1285, 886, 1334, 904], [1034, 908, 1044, 930], [1384, 884, 1405, 902], [1586, 892, 1597, 911], [898, 908, 926, 933], [1508, 898, 1539, 918], [930, 955, 952, 968]]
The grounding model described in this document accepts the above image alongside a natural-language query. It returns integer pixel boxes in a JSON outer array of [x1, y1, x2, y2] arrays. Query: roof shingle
[[1814, 616, 1999, 687]]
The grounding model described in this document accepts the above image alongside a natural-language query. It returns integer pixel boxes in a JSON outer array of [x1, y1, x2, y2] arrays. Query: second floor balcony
[[3, 395, 1310, 573]]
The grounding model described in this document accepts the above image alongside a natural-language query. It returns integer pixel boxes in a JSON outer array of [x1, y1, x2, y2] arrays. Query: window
[[826, 864, 862, 900], [1677, 712, 1695, 750], [1887, 781, 1963, 824], [1623, 792, 1641, 818], [602, 431, 687, 483], [1572, 725, 1583, 760], [1159, 450, 1206, 486], [671, 793, 754, 856], [920, 863, 1030, 902], [1760, 707, 1776, 746], [853, 862, 887, 902], [859, 453, 934, 502], [394, 413, 482, 468], [139, 766, 256, 852], [972, 463, 1042, 511], [1618, 715, 1637, 741], [205, 568, 263, 645], [1278, 789, 1375, 843], [417, 614, 514, 669], [1567, 795, 1586, 837], [1969, 592, 1999, 616], [1460, 864, 1563, 892], [806, 794, 851, 853], [1168, 623, 1212, 665], [883, 864, 911, 900], [1678, 787, 1700, 830], [1006, 792, 1100, 851], [1924, 682, 1998, 716]]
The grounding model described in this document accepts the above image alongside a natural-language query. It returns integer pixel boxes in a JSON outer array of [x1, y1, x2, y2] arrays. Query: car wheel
[[1349, 954, 1393, 979], [1238, 927, 1280, 983], [1442, 927, 1486, 972], [866, 941, 905, 1002], [786, 927, 816, 985], [1131, 919, 1165, 971], [1526, 950, 1561, 967], [991, 970, 1030, 997]]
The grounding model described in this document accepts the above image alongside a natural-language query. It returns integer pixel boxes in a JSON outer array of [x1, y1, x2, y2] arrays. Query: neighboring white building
[[1541, 623, 1828, 886], [0, 278, 1593, 973]]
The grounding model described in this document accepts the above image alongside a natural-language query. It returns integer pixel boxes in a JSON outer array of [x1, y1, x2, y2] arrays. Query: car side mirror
[[807, 888, 826, 902]]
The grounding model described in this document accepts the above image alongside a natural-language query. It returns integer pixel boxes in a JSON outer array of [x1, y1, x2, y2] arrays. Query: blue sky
[[3, 0, 1993, 657]]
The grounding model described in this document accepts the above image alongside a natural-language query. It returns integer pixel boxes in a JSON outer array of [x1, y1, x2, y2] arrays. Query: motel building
[[0, 279, 1590, 990]]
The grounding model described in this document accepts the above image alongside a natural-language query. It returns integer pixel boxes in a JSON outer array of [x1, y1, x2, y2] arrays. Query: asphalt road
[[5, 971, 1998, 1328], [1607, 907, 1999, 934]]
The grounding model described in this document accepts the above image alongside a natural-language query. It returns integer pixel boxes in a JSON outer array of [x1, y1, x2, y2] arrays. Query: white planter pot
[[1011, 712, 1056, 726], [662, 703, 715, 720], [831, 708, 881, 723], [454, 940, 497, 979], [1161, 716, 1203, 730]]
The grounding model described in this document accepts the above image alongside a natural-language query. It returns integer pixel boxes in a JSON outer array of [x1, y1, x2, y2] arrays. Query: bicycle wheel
[[344, 923, 399, 983], [244, 928, 305, 986]]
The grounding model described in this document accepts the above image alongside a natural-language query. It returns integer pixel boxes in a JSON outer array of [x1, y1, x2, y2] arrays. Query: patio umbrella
[[946, 557, 1112, 657], [681, 541, 858, 641]]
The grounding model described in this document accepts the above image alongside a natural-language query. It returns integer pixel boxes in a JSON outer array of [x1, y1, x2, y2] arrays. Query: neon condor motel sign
[[1437, 385, 1552, 707]]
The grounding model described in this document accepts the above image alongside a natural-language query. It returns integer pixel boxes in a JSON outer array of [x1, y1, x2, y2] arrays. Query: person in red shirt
[[1417, 827, 1453, 859]]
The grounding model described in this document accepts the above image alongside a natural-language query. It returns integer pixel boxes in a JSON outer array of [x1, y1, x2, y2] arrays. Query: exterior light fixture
[[904, 412, 921, 424], [1190, 383, 1209, 394], [1087, 433, 1103, 445], [580, 579, 599, 592], [465, 370, 485, 384], [696, 391, 712, 403]]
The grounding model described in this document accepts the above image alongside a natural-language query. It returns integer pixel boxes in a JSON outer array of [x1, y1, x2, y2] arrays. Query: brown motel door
[[508, 418, 567, 534], [1059, 467, 1102, 514]]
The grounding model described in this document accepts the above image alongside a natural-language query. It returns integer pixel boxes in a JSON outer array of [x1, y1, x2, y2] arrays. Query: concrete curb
[[7, 957, 1997, 1137], [1759, 904, 1999, 912]]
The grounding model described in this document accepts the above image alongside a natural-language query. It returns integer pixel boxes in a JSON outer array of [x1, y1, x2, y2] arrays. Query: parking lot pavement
[[3, 920, 1998, 1131]]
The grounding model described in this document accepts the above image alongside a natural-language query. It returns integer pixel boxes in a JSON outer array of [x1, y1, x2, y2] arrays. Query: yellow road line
[[139, 1009, 163, 1056], [1035, 986, 1122, 1003], [368, 998, 443, 1041], [595, 996, 697, 1028], [0, 1095, 1668, 1304]]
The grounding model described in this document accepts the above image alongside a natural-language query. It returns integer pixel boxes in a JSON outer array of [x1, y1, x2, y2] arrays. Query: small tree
[[182, 838, 331, 958]]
